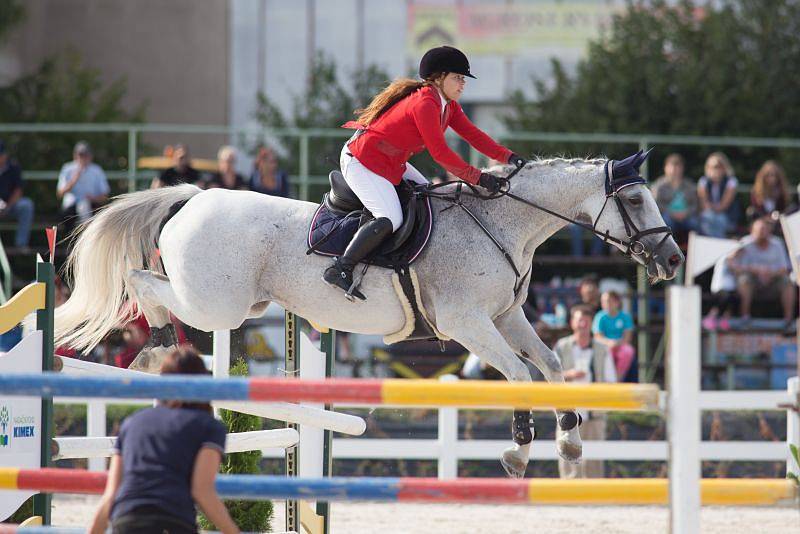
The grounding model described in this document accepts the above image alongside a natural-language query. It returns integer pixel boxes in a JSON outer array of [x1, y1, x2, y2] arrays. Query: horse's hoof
[[501, 446, 528, 478], [129, 346, 168, 374], [557, 431, 583, 464]]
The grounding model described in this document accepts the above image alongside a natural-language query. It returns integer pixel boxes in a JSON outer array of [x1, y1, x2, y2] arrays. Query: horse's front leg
[[435, 311, 534, 478], [494, 306, 583, 465]]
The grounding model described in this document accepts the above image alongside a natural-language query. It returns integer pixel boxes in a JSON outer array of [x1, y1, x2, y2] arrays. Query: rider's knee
[[387, 212, 403, 232]]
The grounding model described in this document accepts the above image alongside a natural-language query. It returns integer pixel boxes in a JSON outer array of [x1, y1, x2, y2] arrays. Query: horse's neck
[[490, 163, 603, 254]]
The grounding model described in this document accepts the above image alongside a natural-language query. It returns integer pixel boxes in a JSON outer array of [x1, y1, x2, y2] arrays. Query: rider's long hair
[[354, 74, 442, 127]]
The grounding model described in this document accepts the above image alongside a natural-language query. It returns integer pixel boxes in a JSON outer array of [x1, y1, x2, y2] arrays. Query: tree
[[0, 0, 24, 43], [0, 51, 145, 215], [503, 0, 800, 180]]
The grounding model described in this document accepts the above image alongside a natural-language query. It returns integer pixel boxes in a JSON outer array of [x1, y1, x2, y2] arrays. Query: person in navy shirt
[[89, 347, 238, 534]]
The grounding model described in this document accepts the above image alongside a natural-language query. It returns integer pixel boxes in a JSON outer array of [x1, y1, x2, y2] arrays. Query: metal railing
[[2, 123, 800, 200]]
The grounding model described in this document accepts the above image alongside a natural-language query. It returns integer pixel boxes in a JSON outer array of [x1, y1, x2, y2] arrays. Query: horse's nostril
[[668, 253, 682, 267]]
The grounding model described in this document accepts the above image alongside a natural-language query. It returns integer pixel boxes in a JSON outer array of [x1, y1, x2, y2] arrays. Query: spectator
[[250, 145, 290, 197], [0, 139, 34, 249], [553, 305, 617, 478], [592, 290, 636, 382], [697, 152, 740, 237], [57, 141, 110, 236], [578, 276, 601, 316], [89, 347, 239, 534], [208, 146, 246, 190], [651, 153, 698, 236], [702, 253, 738, 331], [747, 160, 792, 225], [151, 144, 200, 189], [727, 218, 795, 328]]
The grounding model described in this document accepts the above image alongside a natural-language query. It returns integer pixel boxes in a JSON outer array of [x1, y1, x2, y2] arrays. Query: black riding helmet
[[419, 45, 476, 80]]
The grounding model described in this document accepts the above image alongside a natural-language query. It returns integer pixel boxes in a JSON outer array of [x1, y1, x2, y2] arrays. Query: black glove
[[508, 153, 527, 169], [478, 172, 502, 193]]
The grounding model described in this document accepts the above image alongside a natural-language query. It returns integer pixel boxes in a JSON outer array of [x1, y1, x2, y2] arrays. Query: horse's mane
[[484, 156, 607, 175]]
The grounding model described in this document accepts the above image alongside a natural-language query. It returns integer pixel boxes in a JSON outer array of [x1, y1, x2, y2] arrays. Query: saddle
[[307, 171, 433, 269], [307, 171, 437, 341]]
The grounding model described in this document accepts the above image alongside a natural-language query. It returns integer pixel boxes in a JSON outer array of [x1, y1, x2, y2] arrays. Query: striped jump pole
[[0, 374, 661, 410], [0, 468, 795, 506]]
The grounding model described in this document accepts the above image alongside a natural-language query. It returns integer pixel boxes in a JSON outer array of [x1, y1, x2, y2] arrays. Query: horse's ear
[[635, 147, 654, 168]]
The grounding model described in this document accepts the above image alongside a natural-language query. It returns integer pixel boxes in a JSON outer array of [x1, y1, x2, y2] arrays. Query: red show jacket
[[343, 85, 512, 185]]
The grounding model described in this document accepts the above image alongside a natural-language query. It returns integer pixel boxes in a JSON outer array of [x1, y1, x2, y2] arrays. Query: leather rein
[[419, 159, 673, 295]]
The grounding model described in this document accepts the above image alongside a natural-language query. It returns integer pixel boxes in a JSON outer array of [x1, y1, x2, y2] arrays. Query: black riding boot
[[323, 217, 393, 301]]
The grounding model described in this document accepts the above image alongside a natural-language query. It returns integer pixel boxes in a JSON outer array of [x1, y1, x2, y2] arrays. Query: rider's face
[[440, 73, 466, 101]]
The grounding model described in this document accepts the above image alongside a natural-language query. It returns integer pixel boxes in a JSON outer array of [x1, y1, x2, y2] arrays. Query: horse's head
[[582, 150, 684, 282]]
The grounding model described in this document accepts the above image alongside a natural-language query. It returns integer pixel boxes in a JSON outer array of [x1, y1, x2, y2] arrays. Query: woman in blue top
[[89, 347, 238, 534], [592, 290, 636, 382]]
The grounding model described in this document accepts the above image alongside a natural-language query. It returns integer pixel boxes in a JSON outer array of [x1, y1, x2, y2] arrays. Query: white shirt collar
[[437, 90, 448, 117]]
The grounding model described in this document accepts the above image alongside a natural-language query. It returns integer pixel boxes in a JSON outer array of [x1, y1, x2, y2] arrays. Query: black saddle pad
[[307, 193, 433, 269]]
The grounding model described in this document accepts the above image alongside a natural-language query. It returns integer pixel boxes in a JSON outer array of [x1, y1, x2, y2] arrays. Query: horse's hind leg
[[435, 312, 534, 478], [127, 269, 185, 373], [494, 307, 583, 465]]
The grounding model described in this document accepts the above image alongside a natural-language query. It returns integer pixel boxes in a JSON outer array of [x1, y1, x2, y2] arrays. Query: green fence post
[[32, 261, 54, 524], [299, 134, 310, 201], [127, 128, 138, 193]]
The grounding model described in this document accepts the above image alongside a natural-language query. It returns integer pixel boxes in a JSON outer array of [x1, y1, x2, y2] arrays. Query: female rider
[[324, 45, 526, 300]]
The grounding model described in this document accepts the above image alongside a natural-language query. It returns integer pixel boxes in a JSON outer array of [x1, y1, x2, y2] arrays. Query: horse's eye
[[628, 196, 643, 206]]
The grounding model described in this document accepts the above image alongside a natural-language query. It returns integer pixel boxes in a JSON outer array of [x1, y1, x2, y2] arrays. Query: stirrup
[[512, 410, 535, 445]]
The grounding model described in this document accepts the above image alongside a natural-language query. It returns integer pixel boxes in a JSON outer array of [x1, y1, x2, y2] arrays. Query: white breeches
[[340, 143, 428, 232]]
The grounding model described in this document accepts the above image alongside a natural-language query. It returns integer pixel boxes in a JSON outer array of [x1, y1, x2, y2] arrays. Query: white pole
[[668, 285, 701, 534], [212, 330, 231, 378], [788, 377, 800, 475], [437, 374, 458, 479], [86, 400, 106, 472]]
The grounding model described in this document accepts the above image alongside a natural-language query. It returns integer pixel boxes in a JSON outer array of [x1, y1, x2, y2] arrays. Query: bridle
[[498, 159, 672, 264], [421, 158, 673, 294]]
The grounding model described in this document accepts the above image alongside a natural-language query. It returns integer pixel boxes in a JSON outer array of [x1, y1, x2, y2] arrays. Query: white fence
[[56, 385, 797, 477]]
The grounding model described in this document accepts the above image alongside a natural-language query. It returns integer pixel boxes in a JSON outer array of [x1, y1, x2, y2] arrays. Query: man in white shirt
[[57, 141, 110, 236], [553, 304, 617, 478]]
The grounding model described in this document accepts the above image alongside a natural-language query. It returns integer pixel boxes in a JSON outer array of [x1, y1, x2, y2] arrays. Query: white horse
[[54, 150, 683, 478]]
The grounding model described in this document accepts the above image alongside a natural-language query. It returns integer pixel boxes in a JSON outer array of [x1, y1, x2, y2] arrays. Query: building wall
[[1, 0, 230, 159]]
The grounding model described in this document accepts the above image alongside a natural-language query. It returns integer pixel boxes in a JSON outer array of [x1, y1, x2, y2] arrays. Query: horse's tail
[[54, 183, 203, 351]]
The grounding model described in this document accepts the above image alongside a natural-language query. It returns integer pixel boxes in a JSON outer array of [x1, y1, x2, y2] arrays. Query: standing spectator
[[0, 139, 34, 249], [554, 305, 616, 478], [208, 146, 246, 190], [57, 141, 110, 236], [651, 153, 698, 235], [747, 160, 792, 225], [577, 276, 602, 316], [89, 347, 239, 534], [151, 144, 200, 189], [697, 152, 740, 237], [592, 291, 636, 382], [728, 218, 795, 328], [249, 145, 290, 197]]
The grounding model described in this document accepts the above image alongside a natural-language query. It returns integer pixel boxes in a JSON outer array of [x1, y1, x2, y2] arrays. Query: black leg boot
[[323, 217, 393, 301]]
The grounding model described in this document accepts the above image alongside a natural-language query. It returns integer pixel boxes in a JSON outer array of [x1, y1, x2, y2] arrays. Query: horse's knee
[[522, 349, 562, 374]]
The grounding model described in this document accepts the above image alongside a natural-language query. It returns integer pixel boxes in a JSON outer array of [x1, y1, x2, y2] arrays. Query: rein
[[419, 159, 672, 293]]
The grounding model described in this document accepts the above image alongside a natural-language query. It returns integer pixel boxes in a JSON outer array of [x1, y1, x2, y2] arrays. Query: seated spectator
[[578, 276, 601, 316], [702, 253, 738, 331], [151, 144, 200, 189], [727, 218, 795, 328], [651, 153, 697, 236], [0, 139, 34, 249], [747, 160, 792, 226], [208, 145, 246, 190], [592, 290, 636, 382], [553, 305, 616, 478], [57, 141, 110, 237], [250, 145, 289, 197], [697, 152, 740, 237]]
